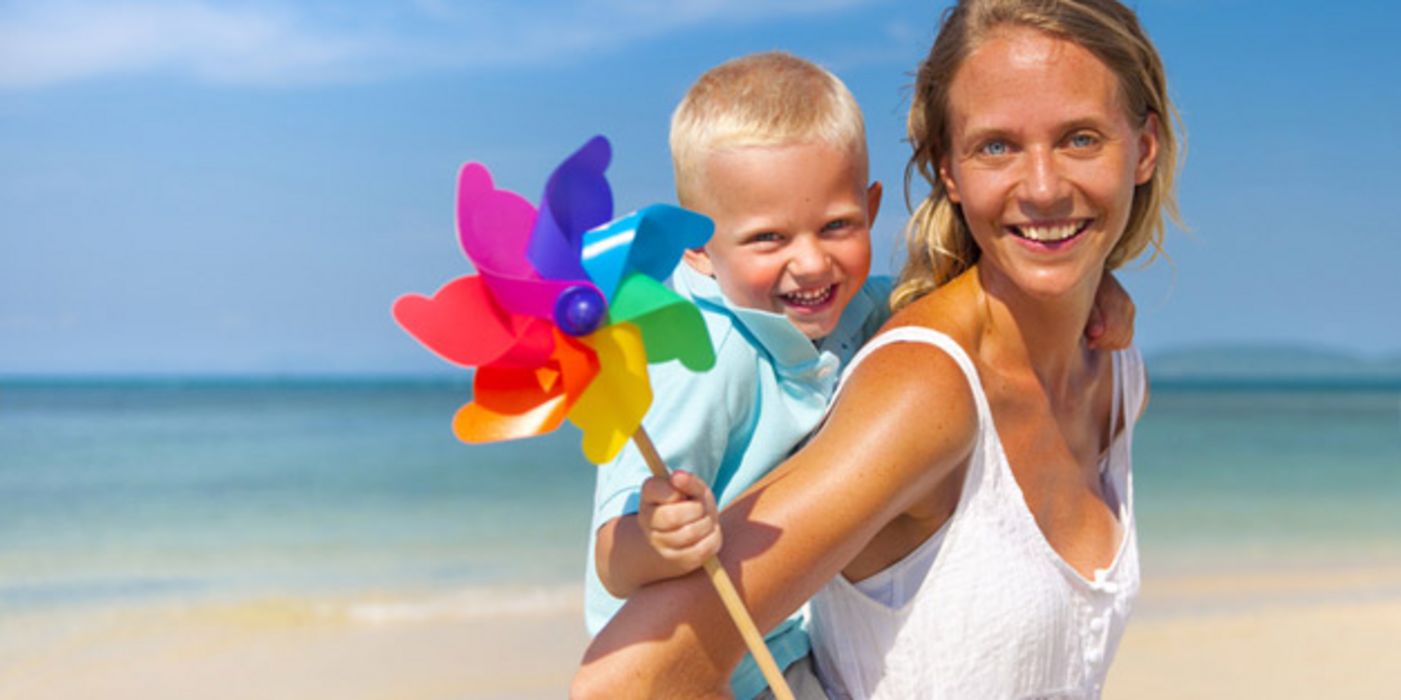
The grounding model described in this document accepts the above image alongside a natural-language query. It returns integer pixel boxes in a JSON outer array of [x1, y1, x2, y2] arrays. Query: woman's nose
[[1018, 148, 1072, 212]]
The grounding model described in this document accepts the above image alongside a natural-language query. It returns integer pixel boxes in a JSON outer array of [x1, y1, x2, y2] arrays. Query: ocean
[[2, 378, 1399, 620]]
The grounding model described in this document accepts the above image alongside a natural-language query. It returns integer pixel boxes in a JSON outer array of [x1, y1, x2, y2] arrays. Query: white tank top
[[809, 328, 1144, 700]]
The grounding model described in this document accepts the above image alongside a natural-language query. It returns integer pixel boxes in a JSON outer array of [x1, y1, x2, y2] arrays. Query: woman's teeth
[[781, 286, 835, 307], [1013, 221, 1087, 242]]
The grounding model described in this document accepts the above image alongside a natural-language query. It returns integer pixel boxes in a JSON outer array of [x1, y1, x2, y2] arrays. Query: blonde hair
[[893, 0, 1183, 310], [670, 51, 868, 207]]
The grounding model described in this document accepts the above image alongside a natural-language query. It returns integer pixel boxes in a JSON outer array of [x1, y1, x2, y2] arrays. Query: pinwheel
[[391, 136, 795, 699]]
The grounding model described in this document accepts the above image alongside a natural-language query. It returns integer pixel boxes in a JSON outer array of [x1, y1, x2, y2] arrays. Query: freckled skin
[[684, 141, 881, 340], [939, 28, 1158, 303]]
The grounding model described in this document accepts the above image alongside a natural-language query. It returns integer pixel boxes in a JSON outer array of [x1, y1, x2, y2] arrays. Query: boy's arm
[[1087, 271, 1135, 350], [595, 471, 722, 598], [589, 323, 753, 597]]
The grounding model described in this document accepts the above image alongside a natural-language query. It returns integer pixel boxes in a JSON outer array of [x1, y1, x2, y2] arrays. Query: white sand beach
[[4, 564, 1401, 699]]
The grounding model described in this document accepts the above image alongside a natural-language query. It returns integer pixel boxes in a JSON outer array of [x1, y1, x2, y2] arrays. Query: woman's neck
[[972, 263, 1102, 395]]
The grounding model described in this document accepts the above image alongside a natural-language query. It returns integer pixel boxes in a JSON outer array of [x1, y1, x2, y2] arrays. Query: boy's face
[[684, 141, 881, 340]]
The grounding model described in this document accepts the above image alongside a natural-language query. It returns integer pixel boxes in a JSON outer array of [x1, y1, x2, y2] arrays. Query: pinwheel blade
[[607, 274, 715, 372], [392, 275, 555, 368], [452, 331, 600, 442], [456, 163, 537, 277], [528, 135, 613, 283], [455, 161, 592, 321], [567, 322, 652, 464], [580, 204, 714, 300]]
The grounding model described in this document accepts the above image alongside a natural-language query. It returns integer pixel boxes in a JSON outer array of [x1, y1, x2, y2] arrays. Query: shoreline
[[4, 564, 1401, 699]]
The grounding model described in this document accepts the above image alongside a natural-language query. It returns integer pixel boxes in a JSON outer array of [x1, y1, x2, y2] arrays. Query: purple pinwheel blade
[[527, 135, 613, 283]]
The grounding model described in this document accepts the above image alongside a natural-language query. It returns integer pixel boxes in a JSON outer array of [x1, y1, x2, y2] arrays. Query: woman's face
[[938, 27, 1158, 301]]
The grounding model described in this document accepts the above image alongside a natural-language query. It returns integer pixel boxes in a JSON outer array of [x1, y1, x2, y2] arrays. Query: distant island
[[1147, 344, 1401, 386]]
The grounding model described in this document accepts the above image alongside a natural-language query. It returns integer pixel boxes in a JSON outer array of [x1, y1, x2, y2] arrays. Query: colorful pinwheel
[[391, 135, 715, 464], [391, 136, 798, 699]]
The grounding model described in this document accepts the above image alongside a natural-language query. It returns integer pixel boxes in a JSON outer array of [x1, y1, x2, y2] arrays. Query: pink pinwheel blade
[[456, 163, 537, 277], [454, 157, 604, 321]]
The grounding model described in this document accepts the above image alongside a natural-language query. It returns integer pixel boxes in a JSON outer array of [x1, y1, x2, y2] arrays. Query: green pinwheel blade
[[607, 274, 715, 372]]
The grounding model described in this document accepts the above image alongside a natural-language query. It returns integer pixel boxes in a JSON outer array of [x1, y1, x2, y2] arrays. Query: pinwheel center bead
[[554, 285, 607, 336]]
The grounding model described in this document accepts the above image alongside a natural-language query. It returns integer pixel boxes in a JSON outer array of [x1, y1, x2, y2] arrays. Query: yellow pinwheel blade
[[567, 322, 652, 463]]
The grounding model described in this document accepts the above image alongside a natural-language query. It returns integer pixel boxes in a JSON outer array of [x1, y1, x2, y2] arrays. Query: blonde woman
[[574, 0, 1180, 697]]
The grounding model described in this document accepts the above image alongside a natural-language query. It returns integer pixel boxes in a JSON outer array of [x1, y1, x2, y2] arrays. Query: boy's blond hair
[[670, 51, 868, 208]]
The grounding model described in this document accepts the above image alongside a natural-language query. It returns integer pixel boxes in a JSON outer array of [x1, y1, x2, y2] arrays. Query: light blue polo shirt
[[585, 262, 891, 700]]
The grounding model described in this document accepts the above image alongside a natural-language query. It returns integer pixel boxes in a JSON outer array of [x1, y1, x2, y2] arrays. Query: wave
[[339, 583, 583, 625]]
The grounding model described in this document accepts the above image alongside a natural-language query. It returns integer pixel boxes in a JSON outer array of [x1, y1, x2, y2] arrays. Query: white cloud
[[0, 0, 880, 89]]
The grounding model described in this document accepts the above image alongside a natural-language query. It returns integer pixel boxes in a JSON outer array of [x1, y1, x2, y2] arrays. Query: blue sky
[[2, 0, 1398, 375]]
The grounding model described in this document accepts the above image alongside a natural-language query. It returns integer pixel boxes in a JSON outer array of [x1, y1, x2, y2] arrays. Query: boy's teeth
[[782, 286, 834, 306], [1017, 222, 1082, 242]]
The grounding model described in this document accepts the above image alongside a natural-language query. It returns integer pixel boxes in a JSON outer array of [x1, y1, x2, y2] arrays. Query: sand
[[4, 566, 1401, 699]]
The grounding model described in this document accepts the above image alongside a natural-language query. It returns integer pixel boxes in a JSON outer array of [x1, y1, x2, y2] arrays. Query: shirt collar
[[671, 263, 835, 376]]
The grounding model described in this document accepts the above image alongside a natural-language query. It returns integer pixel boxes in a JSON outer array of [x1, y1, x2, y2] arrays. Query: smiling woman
[[573, 1, 1181, 697]]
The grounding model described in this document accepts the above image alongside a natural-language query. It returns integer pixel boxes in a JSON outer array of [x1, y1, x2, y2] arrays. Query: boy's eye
[[821, 219, 851, 233], [748, 232, 781, 244]]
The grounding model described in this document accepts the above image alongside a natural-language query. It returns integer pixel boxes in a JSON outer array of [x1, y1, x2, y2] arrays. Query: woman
[[574, 0, 1180, 697]]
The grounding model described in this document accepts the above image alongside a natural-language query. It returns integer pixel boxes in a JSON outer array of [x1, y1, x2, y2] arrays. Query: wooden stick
[[631, 427, 796, 700]]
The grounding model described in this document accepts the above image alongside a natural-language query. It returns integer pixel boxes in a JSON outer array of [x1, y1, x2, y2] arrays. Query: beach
[[4, 563, 1401, 699], [2, 380, 1397, 698]]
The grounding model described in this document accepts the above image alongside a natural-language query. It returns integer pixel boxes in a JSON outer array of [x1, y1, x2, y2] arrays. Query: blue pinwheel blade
[[579, 204, 714, 300], [527, 135, 614, 283]]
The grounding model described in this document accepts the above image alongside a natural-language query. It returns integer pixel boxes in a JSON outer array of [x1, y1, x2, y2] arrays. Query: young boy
[[586, 51, 878, 698], [585, 52, 1131, 699]]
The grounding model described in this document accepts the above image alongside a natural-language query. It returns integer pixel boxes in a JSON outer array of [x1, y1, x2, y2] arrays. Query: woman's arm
[[573, 339, 980, 698]]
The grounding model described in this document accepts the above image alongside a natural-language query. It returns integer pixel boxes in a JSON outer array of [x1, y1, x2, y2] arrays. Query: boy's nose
[[788, 236, 832, 277]]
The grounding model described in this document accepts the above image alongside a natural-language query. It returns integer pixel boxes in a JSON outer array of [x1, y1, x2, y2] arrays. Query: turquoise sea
[[2, 378, 1399, 618]]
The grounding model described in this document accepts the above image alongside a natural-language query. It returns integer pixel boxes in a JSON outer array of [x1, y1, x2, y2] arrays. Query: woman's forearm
[[575, 340, 979, 696]]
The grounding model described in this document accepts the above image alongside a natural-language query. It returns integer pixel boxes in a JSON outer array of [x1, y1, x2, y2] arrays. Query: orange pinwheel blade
[[453, 331, 599, 443], [567, 322, 652, 463]]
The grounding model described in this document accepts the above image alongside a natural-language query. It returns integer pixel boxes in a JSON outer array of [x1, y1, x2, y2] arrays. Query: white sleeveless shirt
[[809, 328, 1144, 700]]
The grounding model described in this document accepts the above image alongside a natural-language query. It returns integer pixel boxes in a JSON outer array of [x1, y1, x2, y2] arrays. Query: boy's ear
[[938, 156, 961, 203], [683, 247, 715, 276], [866, 181, 883, 227]]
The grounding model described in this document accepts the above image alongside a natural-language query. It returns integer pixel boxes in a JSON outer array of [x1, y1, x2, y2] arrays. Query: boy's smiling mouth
[[779, 284, 837, 309]]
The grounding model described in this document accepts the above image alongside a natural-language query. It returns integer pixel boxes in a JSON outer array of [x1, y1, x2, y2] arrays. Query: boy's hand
[[637, 471, 722, 574], [1086, 271, 1135, 351]]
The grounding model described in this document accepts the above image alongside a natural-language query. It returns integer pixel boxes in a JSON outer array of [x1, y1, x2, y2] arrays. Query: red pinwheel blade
[[391, 275, 554, 368], [452, 330, 600, 443]]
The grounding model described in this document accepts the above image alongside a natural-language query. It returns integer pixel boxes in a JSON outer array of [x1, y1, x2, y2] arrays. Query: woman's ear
[[1135, 112, 1161, 185], [938, 155, 962, 203]]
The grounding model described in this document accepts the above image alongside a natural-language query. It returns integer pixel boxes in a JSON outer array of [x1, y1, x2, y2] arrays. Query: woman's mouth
[[1007, 220, 1092, 248], [779, 284, 836, 309]]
